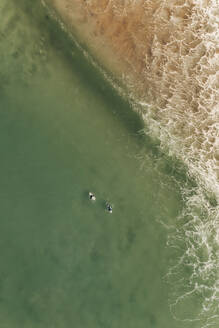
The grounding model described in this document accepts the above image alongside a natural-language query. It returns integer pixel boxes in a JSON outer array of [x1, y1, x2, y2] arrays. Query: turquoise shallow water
[[0, 1, 218, 327]]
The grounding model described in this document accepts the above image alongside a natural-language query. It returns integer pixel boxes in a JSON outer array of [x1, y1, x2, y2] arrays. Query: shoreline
[[40, 2, 219, 325]]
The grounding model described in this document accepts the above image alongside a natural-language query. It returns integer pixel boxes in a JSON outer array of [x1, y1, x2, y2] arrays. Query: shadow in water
[[11, 0, 193, 189]]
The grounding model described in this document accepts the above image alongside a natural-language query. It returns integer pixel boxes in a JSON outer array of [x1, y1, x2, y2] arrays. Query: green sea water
[[0, 1, 217, 328]]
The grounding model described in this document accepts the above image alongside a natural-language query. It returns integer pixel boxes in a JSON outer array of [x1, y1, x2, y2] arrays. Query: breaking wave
[[44, 0, 219, 326]]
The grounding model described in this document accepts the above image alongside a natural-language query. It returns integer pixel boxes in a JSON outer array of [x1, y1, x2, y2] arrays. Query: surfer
[[106, 203, 113, 213], [89, 192, 96, 201]]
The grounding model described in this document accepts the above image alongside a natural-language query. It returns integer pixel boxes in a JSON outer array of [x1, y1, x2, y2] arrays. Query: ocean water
[[44, 1, 219, 326], [0, 1, 218, 328]]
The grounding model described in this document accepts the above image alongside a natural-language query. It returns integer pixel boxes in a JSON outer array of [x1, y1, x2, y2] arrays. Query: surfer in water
[[89, 192, 96, 201], [106, 203, 113, 213]]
